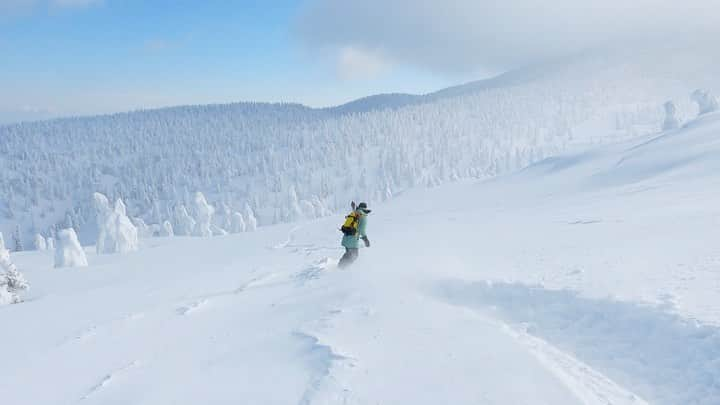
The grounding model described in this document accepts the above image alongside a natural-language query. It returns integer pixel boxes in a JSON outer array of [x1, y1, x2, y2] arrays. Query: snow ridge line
[[438, 281, 720, 405]]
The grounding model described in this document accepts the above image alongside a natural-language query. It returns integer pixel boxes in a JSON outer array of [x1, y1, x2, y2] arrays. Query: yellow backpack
[[340, 211, 360, 236]]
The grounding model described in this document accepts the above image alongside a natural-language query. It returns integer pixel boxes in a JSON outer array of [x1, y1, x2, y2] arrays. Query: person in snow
[[338, 202, 371, 268]]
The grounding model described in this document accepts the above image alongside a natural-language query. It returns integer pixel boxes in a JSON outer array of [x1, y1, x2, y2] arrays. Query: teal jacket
[[341, 211, 368, 249]]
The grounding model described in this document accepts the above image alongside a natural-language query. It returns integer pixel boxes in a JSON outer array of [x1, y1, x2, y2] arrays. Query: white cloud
[[337, 46, 391, 80], [298, 0, 720, 74]]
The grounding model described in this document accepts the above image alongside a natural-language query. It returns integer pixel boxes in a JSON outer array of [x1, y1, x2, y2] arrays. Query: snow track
[[79, 361, 138, 401], [438, 281, 720, 405], [509, 328, 648, 405]]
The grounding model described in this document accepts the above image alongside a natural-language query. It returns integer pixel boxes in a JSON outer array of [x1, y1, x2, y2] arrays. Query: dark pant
[[338, 248, 359, 268]]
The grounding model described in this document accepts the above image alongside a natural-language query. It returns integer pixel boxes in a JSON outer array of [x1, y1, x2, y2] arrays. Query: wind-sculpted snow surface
[[438, 281, 720, 405], [2, 52, 718, 246]]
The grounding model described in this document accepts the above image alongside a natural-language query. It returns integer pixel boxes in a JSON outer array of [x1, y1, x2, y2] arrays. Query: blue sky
[[0, 0, 457, 122], [2, 0, 714, 123]]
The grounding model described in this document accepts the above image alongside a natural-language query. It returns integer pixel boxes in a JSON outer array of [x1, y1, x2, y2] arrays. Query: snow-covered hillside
[[2, 111, 719, 404], [1, 49, 718, 247]]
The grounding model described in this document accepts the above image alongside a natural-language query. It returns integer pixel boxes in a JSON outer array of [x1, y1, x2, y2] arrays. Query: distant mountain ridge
[[1, 49, 718, 249], [0, 59, 558, 127], [324, 67, 544, 115]]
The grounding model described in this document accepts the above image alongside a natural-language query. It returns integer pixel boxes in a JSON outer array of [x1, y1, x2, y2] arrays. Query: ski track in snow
[[73, 325, 98, 342], [295, 257, 337, 286], [79, 361, 138, 402], [180, 270, 289, 303], [438, 281, 720, 405], [500, 323, 648, 405], [174, 269, 290, 314], [273, 223, 342, 258], [176, 299, 207, 316], [57, 310, 146, 348]]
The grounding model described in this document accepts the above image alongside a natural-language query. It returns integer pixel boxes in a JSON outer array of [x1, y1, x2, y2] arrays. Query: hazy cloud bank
[[298, 0, 720, 76]]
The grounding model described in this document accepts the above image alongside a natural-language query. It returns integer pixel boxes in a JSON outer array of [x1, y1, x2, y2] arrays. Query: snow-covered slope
[[1, 49, 718, 248], [3, 112, 719, 404]]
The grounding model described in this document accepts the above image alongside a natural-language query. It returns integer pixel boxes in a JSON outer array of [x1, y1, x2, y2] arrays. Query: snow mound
[[54, 228, 88, 268]]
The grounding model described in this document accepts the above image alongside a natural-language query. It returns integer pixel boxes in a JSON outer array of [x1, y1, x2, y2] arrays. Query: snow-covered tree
[[244, 203, 258, 232], [46, 236, 55, 250], [112, 199, 139, 252], [174, 205, 196, 236], [217, 203, 233, 232], [285, 186, 303, 222], [94, 193, 139, 254], [230, 212, 246, 233], [299, 200, 316, 218], [0, 232, 29, 305], [306, 196, 330, 218], [55, 228, 88, 268], [34, 233, 47, 251], [161, 220, 174, 237], [132, 217, 154, 239], [692, 89, 719, 115], [1, 59, 715, 237], [13, 224, 23, 252], [93, 192, 112, 222], [192, 192, 215, 237], [0, 280, 13, 306], [210, 225, 228, 236], [662, 101, 681, 131]]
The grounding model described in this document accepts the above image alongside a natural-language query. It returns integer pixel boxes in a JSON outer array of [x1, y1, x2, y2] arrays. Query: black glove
[[362, 236, 370, 247]]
